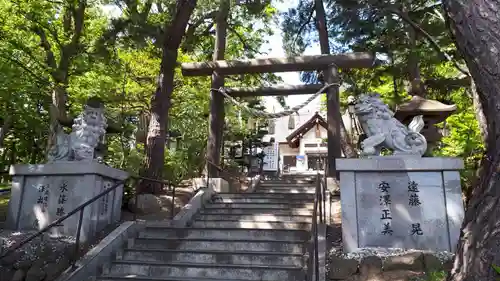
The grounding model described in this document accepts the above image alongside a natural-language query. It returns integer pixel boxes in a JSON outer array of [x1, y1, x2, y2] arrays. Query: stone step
[[263, 178, 314, 181], [264, 177, 314, 180], [131, 238, 306, 253], [205, 203, 314, 210], [211, 197, 313, 204], [199, 208, 314, 216], [191, 220, 311, 230], [98, 275, 281, 281], [260, 184, 313, 187], [215, 192, 315, 200], [259, 186, 315, 190], [281, 174, 317, 178], [195, 214, 314, 222], [260, 182, 315, 187], [257, 188, 316, 194], [120, 248, 305, 267], [138, 227, 309, 241], [259, 184, 316, 189], [264, 177, 315, 182], [107, 260, 305, 281]]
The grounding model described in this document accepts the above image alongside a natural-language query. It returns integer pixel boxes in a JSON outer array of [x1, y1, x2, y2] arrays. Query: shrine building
[[266, 110, 329, 173]]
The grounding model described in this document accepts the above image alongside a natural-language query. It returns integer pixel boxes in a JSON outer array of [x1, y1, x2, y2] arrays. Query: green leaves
[[0, 0, 283, 185], [493, 264, 500, 280]]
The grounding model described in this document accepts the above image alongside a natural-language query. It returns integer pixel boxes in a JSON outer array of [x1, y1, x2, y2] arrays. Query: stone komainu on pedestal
[[47, 97, 108, 162], [5, 98, 128, 244], [353, 93, 427, 157]]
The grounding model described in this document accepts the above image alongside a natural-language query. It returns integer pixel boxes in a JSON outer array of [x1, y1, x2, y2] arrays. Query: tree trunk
[[207, 0, 230, 178], [140, 0, 197, 194], [442, 1, 500, 280], [8, 141, 15, 167], [407, 22, 425, 97], [389, 51, 401, 104], [402, 1, 425, 98], [470, 80, 488, 144], [314, 0, 329, 55], [314, 0, 357, 160], [46, 85, 69, 158], [0, 116, 11, 148]]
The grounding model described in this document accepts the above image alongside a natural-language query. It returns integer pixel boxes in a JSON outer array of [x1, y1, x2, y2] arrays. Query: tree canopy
[[0, 0, 280, 186]]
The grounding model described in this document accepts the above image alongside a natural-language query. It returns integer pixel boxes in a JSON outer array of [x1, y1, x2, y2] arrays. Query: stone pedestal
[[337, 157, 464, 252], [6, 162, 128, 242], [209, 178, 230, 193], [192, 178, 230, 193]]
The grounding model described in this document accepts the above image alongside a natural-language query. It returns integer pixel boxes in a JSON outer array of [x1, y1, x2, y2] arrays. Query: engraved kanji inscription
[[411, 223, 424, 236], [381, 222, 394, 235]]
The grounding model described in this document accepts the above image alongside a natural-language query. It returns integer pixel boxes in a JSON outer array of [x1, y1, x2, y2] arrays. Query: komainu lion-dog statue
[[47, 98, 108, 162], [353, 94, 427, 157]]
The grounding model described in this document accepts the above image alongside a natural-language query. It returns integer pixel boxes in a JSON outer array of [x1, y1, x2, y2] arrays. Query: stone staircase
[[97, 175, 317, 281]]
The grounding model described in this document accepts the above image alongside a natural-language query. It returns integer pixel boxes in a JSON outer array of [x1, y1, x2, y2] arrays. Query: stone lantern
[[394, 96, 457, 146], [135, 111, 149, 144]]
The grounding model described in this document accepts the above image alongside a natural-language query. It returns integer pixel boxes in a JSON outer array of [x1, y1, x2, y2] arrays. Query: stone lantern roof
[[395, 96, 457, 144], [394, 95, 457, 125]]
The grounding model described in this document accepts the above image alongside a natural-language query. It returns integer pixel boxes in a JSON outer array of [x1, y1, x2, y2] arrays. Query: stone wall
[[328, 251, 454, 281]]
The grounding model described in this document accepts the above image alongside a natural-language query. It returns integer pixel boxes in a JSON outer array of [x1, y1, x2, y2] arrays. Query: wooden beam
[[181, 52, 375, 76], [225, 84, 325, 97]]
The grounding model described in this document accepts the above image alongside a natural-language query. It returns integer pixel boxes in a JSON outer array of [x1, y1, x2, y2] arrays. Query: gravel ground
[[330, 246, 455, 263], [0, 230, 76, 258]]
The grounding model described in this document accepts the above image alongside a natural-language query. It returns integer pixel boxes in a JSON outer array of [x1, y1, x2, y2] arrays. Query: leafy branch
[[493, 264, 500, 280], [291, 1, 315, 47], [228, 26, 261, 55], [381, 3, 470, 77], [0, 53, 51, 86]]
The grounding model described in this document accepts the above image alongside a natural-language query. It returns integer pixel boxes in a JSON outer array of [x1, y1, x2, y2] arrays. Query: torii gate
[[180, 52, 375, 178]]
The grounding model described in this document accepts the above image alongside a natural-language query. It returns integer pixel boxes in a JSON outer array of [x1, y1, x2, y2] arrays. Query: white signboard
[[262, 143, 279, 171]]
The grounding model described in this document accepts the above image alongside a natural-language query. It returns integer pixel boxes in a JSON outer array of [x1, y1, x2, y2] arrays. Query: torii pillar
[[325, 66, 342, 177], [207, 76, 225, 178]]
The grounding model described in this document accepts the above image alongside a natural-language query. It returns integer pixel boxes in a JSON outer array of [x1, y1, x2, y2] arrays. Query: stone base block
[[337, 157, 464, 253], [208, 178, 230, 193], [6, 162, 128, 242], [191, 177, 230, 193]]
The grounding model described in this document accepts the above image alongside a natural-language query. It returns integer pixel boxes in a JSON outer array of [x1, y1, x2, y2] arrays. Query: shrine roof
[[285, 112, 327, 148]]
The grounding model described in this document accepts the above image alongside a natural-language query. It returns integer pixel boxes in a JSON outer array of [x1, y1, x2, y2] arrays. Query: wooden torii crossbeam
[[181, 52, 374, 76], [182, 52, 375, 177]]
